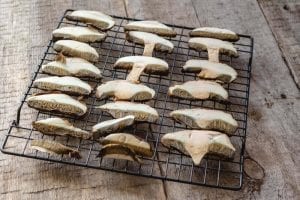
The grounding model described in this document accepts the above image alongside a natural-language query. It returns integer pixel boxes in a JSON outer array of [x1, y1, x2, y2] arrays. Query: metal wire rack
[[1, 9, 253, 190]]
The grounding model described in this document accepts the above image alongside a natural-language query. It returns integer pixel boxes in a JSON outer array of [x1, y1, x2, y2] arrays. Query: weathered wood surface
[[0, 0, 299, 199]]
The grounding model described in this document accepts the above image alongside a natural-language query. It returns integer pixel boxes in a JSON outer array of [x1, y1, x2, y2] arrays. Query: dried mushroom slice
[[170, 108, 238, 134], [124, 20, 177, 37], [183, 59, 237, 83], [168, 80, 228, 101], [92, 116, 135, 139], [33, 76, 92, 95], [27, 93, 87, 116], [114, 56, 169, 83], [31, 139, 81, 159], [126, 31, 174, 56], [97, 144, 142, 163], [53, 40, 99, 62], [190, 27, 239, 42], [161, 130, 235, 165], [52, 26, 106, 43], [96, 80, 155, 101], [42, 55, 101, 79], [32, 117, 91, 139], [97, 101, 159, 123], [66, 10, 115, 30], [189, 37, 238, 62], [100, 133, 153, 157]]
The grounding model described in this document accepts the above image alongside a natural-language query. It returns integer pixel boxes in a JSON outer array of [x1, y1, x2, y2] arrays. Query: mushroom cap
[[190, 27, 239, 41]]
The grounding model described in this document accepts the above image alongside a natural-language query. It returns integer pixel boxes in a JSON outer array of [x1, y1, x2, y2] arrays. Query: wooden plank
[[258, 0, 300, 89]]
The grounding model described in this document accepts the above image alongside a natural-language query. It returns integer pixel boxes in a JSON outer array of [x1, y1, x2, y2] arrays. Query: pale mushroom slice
[[161, 130, 235, 165], [31, 139, 81, 159], [126, 31, 174, 56], [97, 101, 159, 123], [124, 20, 177, 37], [66, 10, 115, 30], [92, 115, 135, 139], [189, 37, 238, 62], [183, 59, 237, 83], [97, 144, 142, 163], [53, 40, 99, 62], [168, 80, 228, 101], [190, 27, 239, 42], [114, 56, 169, 83], [27, 93, 87, 116], [42, 55, 101, 79], [170, 108, 238, 134], [96, 80, 155, 101], [33, 76, 92, 95], [100, 133, 153, 157], [33, 117, 91, 139], [52, 26, 106, 43]]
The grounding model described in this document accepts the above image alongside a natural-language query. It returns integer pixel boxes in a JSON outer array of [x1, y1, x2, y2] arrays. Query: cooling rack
[[1, 9, 253, 190]]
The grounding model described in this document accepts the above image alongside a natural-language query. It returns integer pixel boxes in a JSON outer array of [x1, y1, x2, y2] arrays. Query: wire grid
[[1, 9, 253, 190]]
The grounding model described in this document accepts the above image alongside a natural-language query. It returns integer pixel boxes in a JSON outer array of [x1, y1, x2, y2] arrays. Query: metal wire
[[1, 9, 253, 190]]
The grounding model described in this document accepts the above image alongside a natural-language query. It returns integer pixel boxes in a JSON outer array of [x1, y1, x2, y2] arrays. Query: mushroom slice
[[168, 80, 228, 101], [124, 20, 177, 37], [161, 130, 235, 165], [66, 10, 115, 30], [31, 139, 81, 159], [170, 108, 238, 134], [52, 26, 106, 43], [42, 55, 101, 79], [53, 40, 99, 62], [100, 133, 153, 157], [114, 56, 169, 83], [126, 31, 174, 56], [33, 76, 92, 95], [190, 27, 239, 42], [189, 37, 238, 62], [33, 117, 91, 139], [97, 101, 159, 122], [92, 116, 135, 139], [27, 93, 87, 116], [96, 80, 155, 101], [97, 144, 141, 163], [183, 59, 237, 83]]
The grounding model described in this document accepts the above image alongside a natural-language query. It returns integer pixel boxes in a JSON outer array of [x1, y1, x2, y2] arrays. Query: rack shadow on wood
[[1, 9, 253, 190]]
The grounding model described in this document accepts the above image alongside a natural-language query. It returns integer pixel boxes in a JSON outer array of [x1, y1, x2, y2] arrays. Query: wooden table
[[1, 0, 299, 199]]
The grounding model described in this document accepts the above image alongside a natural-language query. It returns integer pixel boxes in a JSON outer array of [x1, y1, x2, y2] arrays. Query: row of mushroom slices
[[161, 27, 240, 166]]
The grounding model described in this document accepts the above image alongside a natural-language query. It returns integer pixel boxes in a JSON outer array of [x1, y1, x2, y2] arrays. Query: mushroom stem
[[126, 63, 147, 83], [143, 43, 155, 56], [207, 47, 220, 62]]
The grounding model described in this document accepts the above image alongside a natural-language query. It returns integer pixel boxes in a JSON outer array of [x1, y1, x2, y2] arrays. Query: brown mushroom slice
[[33, 117, 91, 139], [31, 139, 81, 159], [189, 37, 238, 62], [33, 76, 92, 95], [27, 93, 87, 116], [96, 80, 155, 101], [170, 108, 238, 134], [190, 27, 239, 42], [97, 101, 159, 122], [126, 31, 174, 56], [97, 144, 142, 163], [52, 26, 106, 43], [66, 10, 115, 30], [92, 115, 135, 139], [53, 40, 99, 62], [161, 130, 235, 165], [183, 59, 237, 83], [124, 20, 177, 37], [42, 55, 101, 79], [168, 80, 228, 101], [100, 133, 153, 157], [114, 56, 169, 83]]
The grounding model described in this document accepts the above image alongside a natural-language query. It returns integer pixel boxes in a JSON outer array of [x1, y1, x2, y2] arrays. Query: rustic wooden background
[[0, 0, 299, 199]]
